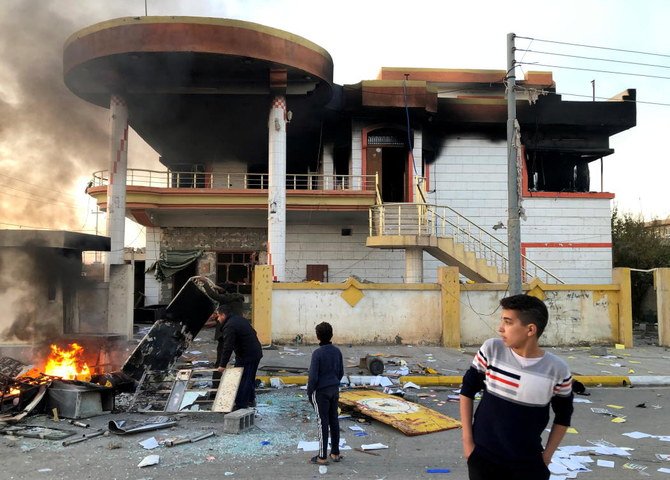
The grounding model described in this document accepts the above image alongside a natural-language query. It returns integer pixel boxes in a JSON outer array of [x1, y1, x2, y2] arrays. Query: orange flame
[[43, 343, 91, 382]]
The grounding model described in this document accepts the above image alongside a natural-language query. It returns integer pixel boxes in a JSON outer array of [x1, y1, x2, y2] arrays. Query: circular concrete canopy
[[63, 17, 334, 165]]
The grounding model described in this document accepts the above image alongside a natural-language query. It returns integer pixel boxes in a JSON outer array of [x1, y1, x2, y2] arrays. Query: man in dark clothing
[[214, 303, 263, 409], [307, 322, 344, 465]]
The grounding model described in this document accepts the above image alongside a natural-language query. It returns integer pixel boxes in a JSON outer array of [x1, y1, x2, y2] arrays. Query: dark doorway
[[380, 147, 406, 202], [366, 128, 409, 203]]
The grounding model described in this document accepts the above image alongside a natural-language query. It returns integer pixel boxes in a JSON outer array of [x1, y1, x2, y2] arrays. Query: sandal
[[330, 454, 343, 462], [310, 456, 329, 465]]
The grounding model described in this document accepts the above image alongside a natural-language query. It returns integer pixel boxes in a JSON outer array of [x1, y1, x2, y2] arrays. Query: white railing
[[90, 169, 377, 192], [369, 203, 563, 284]]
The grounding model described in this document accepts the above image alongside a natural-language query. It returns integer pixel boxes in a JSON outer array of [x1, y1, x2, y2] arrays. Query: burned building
[[62, 17, 636, 306], [0, 230, 112, 363]]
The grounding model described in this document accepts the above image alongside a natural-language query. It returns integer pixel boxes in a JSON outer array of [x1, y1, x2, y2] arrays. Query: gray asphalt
[[3, 330, 670, 479]]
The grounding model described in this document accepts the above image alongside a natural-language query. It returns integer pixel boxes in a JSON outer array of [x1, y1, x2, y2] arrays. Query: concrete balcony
[[86, 169, 378, 227]]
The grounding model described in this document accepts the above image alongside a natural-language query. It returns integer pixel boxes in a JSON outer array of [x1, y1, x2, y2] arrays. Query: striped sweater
[[461, 338, 574, 464]]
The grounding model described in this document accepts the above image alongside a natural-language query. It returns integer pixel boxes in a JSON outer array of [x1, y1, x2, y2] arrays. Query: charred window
[[216, 251, 257, 295], [526, 151, 590, 193]]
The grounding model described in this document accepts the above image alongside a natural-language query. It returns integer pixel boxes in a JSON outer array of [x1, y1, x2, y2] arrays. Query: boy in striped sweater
[[460, 294, 574, 480]]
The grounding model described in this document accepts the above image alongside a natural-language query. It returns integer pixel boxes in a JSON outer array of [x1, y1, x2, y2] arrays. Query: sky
[[0, 0, 668, 248]]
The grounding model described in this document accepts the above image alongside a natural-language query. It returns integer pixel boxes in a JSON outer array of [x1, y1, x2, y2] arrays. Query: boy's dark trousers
[[311, 385, 340, 459], [467, 448, 550, 480]]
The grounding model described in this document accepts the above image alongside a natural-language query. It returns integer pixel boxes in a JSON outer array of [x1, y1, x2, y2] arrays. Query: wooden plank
[[339, 389, 461, 436], [212, 367, 243, 413]]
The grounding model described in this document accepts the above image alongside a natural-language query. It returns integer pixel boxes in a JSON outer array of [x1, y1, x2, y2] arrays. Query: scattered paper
[[403, 381, 420, 389], [623, 431, 653, 439], [573, 398, 592, 404], [566, 427, 579, 434], [361, 443, 389, 451], [597, 460, 615, 468], [139, 437, 159, 449], [615, 343, 626, 349], [611, 417, 626, 423], [138, 455, 160, 468], [657, 454, 670, 461], [348, 425, 365, 432], [187, 350, 202, 355], [659, 467, 670, 474], [606, 404, 624, 409]]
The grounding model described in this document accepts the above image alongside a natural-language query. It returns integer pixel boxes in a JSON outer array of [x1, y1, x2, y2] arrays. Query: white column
[[322, 143, 334, 190], [268, 95, 287, 281], [351, 120, 362, 190], [144, 226, 162, 305], [405, 247, 424, 283], [106, 94, 129, 276], [412, 128, 425, 202]]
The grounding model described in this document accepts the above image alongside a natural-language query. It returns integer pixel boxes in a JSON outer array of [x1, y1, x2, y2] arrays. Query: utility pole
[[506, 33, 522, 295]]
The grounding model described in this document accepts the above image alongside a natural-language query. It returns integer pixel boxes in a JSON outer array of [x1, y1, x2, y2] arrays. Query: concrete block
[[223, 408, 255, 434]]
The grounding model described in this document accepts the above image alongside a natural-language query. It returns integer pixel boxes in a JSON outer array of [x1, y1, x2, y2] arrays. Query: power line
[[516, 48, 670, 70], [515, 35, 670, 59], [0, 172, 81, 199], [515, 85, 670, 107], [0, 190, 83, 211], [517, 61, 670, 81], [0, 182, 82, 208]]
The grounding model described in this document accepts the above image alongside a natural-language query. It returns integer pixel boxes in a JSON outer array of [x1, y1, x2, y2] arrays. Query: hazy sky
[[1, 0, 668, 246]]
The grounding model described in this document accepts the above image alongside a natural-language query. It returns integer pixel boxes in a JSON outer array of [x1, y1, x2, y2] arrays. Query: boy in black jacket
[[307, 322, 344, 465]]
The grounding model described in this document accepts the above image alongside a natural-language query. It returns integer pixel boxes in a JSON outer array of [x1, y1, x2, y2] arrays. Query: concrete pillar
[[351, 121, 362, 191], [613, 267, 633, 347], [405, 247, 423, 283], [411, 128, 425, 202], [106, 94, 129, 276], [108, 264, 134, 340], [439, 266, 461, 348], [252, 265, 273, 345], [144, 226, 162, 305], [655, 268, 670, 347], [322, 143, 334, 190], [268, 95, 287, 281]]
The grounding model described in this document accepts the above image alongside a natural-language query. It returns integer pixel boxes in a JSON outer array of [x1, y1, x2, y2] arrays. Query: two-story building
[[64, 17, 636, 306]]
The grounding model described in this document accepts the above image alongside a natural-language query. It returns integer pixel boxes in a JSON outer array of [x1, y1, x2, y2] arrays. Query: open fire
[[43, 343, 91, 382]]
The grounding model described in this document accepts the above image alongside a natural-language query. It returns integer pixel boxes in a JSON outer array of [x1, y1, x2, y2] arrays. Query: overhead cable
[[515, 35, 670, 59], [516, 49, 670, 70], [516, 62, 670, 81]]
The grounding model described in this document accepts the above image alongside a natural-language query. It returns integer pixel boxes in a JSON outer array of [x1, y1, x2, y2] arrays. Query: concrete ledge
[[573, 375, 631, 387]]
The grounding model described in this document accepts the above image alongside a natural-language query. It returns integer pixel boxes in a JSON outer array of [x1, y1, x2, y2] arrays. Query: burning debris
[[0, 276, 233, 424]]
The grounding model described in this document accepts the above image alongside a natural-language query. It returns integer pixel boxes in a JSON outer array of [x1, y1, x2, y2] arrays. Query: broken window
[[216, 251, 257, 295], [525, 150, 591, 193]]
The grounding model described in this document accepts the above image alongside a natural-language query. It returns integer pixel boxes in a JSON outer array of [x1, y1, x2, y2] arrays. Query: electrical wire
[[514, 85, 670, 107], [0, 190, 82, 210], [516, 48, 670, 70], [517, 61, 670, 81], [515, 35, 670, 59], [0, 182, 82, 208], [0, 172, 81, 199]]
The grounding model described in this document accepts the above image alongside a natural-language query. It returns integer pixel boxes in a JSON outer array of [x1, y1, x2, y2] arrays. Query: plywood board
[[339, 389, 461, 436], [212, 367, 243, 413]]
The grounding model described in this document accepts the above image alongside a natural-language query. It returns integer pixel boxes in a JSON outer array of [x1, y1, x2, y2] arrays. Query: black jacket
[[217, 315, 263, 367], [307, 342, 344, 397]]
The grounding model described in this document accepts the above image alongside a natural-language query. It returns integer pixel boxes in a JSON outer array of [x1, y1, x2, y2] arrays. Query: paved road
[[5, 385, 670, 479]]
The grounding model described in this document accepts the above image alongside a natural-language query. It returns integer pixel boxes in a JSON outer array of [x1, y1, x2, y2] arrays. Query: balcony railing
[[90, 169, 377, 192]]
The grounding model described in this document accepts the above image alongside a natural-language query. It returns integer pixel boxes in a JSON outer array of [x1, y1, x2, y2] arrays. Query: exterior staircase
[[367, 203, 563, 284]]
